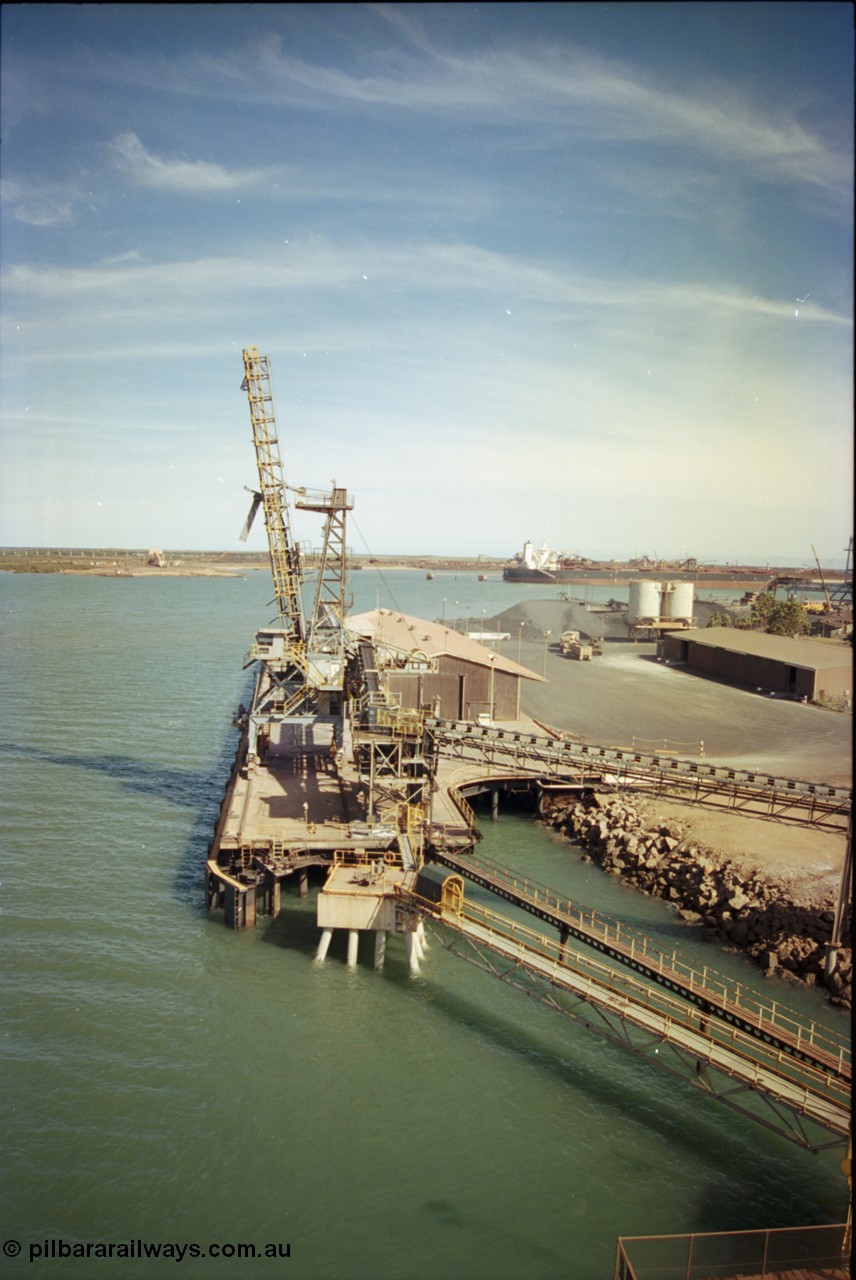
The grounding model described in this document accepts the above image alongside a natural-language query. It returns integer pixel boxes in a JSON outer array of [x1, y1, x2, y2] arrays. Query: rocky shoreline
[[540, 792, 852, 1008]]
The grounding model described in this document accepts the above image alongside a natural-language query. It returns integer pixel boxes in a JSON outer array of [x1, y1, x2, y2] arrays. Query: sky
[[1, 3, 853, 566]]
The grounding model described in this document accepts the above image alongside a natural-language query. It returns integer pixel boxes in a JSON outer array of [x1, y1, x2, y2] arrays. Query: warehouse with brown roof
[[346, 608, 545, 722], [658, 627, 852, 702]]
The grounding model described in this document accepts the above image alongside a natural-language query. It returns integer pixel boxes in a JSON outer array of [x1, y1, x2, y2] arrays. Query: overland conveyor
[[400, 885, 851, 1149], [427, 847, 851, 1086], [425, 718, 851, 833]]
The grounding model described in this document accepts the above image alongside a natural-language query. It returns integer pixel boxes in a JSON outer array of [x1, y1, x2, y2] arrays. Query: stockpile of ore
[[541, 793, 852, 1009]]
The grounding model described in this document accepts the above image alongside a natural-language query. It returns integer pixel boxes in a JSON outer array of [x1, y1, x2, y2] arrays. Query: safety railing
[[405, 888, 850, 1129], [614, 1223, 851, 1280], [444, 783, 482, 842], [431, 847, 850, 1081], [631, 736, 704, 756]]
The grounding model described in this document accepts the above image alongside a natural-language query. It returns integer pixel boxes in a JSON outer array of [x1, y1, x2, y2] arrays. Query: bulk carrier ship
[[503, 539, 789, 588]]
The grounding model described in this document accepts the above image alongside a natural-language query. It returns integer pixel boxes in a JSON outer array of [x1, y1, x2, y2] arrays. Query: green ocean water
[[0, 572, 848, 1280]]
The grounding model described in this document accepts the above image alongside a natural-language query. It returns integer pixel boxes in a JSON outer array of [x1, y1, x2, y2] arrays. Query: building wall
[[660, 635, 852, 699], [385, 657, 520, 720]]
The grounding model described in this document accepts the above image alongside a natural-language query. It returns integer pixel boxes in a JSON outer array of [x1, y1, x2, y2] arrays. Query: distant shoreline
[[0, 550, 508, 577], [0, 549, 841, 580]]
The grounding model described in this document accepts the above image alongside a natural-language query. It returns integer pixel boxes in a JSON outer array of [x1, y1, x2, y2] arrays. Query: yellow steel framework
[[241, 347, 305, 648]]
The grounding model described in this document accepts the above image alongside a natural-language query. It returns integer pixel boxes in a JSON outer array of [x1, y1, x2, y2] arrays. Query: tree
[[750, 592, 778, 630], [749, 593, 809, 637], [766, 598, 810, 637]]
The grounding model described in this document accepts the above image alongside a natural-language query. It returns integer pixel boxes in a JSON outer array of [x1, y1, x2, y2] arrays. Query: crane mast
[[241, 347, 306, 644], [240, 348, 352, 764]]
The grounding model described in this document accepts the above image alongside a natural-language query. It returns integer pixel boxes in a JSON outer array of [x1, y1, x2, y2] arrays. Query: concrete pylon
[[315, 928, 333, 963]]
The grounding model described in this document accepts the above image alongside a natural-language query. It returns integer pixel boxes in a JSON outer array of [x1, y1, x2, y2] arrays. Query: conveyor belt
[[429, 847, 851, 1084], [402, 886, 851, 1145], [426, 718, 851, 832]]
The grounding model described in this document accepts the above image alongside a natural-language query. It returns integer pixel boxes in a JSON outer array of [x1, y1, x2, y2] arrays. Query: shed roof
[[345, 608, 545, 682], [678, 627, 852, 673]]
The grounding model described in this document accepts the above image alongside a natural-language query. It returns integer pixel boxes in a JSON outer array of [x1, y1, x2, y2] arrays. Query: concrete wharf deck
[[211, 726, 397, 869]]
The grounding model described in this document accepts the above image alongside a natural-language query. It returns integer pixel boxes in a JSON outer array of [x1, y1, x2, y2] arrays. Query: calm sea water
[[0, 571, 848, 1280]]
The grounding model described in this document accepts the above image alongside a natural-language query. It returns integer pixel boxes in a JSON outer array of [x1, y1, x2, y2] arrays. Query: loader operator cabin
[[345, 609, 544, 723], [657, 627, 852, 702]]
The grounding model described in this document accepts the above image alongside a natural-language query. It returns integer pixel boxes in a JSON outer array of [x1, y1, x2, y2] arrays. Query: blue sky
[[1, 3, 852, 566]]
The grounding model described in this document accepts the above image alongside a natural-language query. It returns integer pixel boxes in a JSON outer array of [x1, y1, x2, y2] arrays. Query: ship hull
[[502, 566, 776, 586]]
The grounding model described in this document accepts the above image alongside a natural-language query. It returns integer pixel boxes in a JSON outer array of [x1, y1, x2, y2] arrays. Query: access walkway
[[428, 846, 850, 1084], [400, 880, 850, 1152]]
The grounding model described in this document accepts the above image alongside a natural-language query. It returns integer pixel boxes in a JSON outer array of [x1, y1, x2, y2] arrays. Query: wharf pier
[[207, 688, 851, 1152], [209, 346, 851, 1166]]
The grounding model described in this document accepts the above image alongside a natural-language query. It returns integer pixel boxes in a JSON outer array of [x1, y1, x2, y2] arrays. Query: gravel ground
[[487, 598, 851, 786], [484, 597, 851, 903]]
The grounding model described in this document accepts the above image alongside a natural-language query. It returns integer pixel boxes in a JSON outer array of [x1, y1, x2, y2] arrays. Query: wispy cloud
[[107, 131, 284, 193], [0, 176, 83, 227], [3, 235, 850, 333], [158, 33, 849, 198], [13, 20, 848, 206]]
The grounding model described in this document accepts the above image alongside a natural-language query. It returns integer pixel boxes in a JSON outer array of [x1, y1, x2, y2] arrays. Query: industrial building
[[658, 627, 852, 702], [345, 608, 544, 721], [628, 579, 695, 630]]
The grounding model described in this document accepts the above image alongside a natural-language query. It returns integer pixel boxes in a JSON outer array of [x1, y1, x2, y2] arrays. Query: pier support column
[[298, 870, 309, 899], [415, 920, 427, 958], [315, 928, 333, 963], [491, 788, 499, 821], [374, 931, 388, 971], [404, 930, 421, 974], [347, 930, 360, 968], [270, 878, 281, 918]]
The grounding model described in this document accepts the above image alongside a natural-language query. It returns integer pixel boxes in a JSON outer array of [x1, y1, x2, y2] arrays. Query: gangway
[[428, 847, 851, 1084], [399, 884, 851, 1153]]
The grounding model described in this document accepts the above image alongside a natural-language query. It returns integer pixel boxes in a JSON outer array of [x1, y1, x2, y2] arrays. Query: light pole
[[489, 653, 496, 721], [543, 630, 551, 677], [442, 597, 447, 623], [517, 621, 524, 664]]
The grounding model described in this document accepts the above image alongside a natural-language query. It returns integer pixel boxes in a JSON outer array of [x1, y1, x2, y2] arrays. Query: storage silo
[[628, 580, 661, 625], [660, 581, 695, 625]]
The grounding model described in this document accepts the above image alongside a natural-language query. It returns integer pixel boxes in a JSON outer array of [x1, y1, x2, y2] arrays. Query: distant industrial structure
[[627, 580, 695, 635]]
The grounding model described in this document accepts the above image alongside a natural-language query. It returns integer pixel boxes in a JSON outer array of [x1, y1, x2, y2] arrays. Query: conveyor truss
[[397, 858, 851, 1154]]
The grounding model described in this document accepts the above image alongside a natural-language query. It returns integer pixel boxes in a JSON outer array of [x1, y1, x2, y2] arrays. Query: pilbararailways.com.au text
[[9, 1239, 292, 1264]]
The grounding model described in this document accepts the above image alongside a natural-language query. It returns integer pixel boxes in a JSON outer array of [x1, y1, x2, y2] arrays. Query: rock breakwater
[[541, 793, 852, 1008]]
